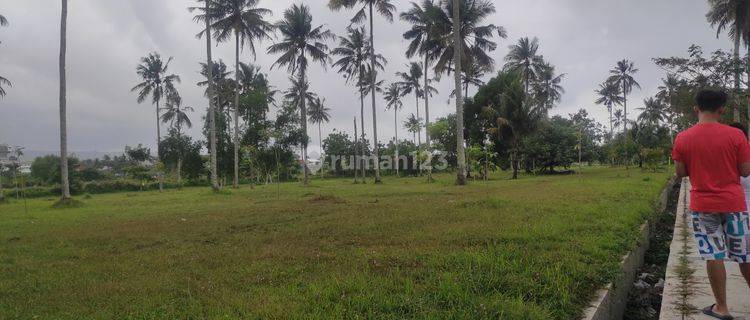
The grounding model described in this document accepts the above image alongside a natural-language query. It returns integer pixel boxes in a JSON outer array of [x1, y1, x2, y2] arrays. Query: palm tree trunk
[[734, 35, 741, 122], [394, 107, 399, 176], [205, 0, 219, 191], [155, 97, 163, 193], [359, 92, 366, 179], [511, 147, 519, 180], [177, 157, 182, 189], [353, 116, 358, 183], [59, 0, 71, 200], [233, 32, 240, 188], [452, 0, 466, 186], [424, 56, 433, 182], [300, 72, 309, 186], [415, 95, 421, 146], [424, 56, 431, 147], [608, 106, 613, 138], [369, 3, 381, 183]]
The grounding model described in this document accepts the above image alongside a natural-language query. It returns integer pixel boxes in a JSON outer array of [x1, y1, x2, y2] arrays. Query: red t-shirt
[[672, 122, 750, 212]]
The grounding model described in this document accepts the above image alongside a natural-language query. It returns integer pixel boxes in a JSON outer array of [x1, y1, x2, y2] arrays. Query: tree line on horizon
[[0, 0, 747, 203]]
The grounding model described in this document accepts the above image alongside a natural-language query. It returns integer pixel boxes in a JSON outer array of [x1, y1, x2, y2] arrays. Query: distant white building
[[0, 144, 23, 168]]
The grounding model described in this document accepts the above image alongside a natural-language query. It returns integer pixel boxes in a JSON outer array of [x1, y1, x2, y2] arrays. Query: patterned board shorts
[[691, 211, 750, 263]]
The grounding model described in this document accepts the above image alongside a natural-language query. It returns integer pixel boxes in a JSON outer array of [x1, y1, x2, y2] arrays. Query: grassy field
[[0, 167, 670, 319]]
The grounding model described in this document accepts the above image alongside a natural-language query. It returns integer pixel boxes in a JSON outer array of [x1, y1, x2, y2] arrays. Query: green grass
[[0, 167, 670, 319]]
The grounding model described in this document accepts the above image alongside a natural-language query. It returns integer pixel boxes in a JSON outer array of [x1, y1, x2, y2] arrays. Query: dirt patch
[[308, 194, 346, 204]]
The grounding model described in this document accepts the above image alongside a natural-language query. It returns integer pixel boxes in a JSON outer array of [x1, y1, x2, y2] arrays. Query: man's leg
[[706, 260, 730, 315], [740, 263, 750, 288]]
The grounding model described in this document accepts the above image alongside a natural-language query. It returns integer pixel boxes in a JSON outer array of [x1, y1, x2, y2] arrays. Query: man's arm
[[740, 162, 750, 177], [675, 161, 688, 179]]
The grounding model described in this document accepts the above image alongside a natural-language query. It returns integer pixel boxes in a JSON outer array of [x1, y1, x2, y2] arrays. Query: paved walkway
[[660, 179, 750, 320]]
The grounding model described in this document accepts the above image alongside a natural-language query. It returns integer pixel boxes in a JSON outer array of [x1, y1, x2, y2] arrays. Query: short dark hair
[[730, 122, 748, 139], [695, 89, 728, 112]]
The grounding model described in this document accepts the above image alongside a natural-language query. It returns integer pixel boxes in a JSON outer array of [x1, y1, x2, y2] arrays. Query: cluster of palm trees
[[41, 0, 515, 199], [594, 60, 640, 139]]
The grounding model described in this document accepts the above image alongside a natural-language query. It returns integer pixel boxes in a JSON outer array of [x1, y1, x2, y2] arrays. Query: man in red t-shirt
[[672, 89, 750, 319]]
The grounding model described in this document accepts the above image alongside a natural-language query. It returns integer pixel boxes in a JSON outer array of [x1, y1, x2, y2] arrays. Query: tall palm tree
[[449, 0, 466, 185], [384, 82, 404, 175], [131, 53, 181, 161], [401, 0, 442, 148], [308, 97, 332, 157], [532, 62, 564, 113], [268, 4, 333, 185], [58, 0, 71, 201], [504, 37, 543, 96], [329, 0, 397, 183], [161, 94, 194, 134], [332, 26, 386, 178], [190, 0, 220, 191], [595, 81, 624, 138], [161, 94, 194, 187], [200, 0, 273, 188], [397, 62, 424, 145], [707, 0, 749, 121], [404, 113, 422, 143], [607, 59, 640, 136]]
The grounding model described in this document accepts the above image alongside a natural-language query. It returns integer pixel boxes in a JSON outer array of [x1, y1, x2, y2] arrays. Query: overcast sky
[[0, 0, 733, 154]]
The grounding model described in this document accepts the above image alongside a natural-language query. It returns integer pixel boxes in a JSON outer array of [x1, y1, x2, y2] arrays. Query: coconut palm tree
[[332, 26, 386, 176], [613, 109, 624, 132], [532, 63, 565, 113], [486, 71, 543, 180], [190, 0, 220, 191], [308, 97, 332, 157], [329, 0, 397, 183], [397, 62, 424, 145], [404, 113, 422, 143], [161, 94, 194, 134], [199, 0, 273, 188], [401, 0, 442, 148], [637, 97, 667, 126], [131, 53, 181, 161], [595, 81, 624, 138], [607, 59, 640, 136], [707, 0, 749, 121], [504, 37, 544, 97], [268, 4, 334, 185], [160, 94, 194, 187], [384, 82, 404, 175]]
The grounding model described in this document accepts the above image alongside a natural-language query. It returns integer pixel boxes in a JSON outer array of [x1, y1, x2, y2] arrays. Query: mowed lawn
[[0, 167, 670, 319]]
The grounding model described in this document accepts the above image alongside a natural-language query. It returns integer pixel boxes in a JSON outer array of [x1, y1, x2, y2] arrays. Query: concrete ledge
[[581, 176, 676, 320]]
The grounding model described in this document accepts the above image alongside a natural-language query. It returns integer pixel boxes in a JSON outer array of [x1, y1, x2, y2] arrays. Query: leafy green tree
[[428, 114, 458, 167], [199, 0, 273, 188], [131, 52, 181, 160], [160, 129, 205, 184], [268, 4, 334, 185], [323, 130, 356, 175], [329, 0, 397, 183], [521, 116, 577, 173], [31, 155, 80, 185], [160, 95, 194, 186]]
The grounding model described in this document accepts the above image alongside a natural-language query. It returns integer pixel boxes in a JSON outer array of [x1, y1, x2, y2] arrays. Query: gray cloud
[[0, 0, 733, 154]]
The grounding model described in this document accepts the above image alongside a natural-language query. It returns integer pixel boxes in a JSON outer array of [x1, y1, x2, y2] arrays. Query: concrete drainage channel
[[581, 177, 679, 320]]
